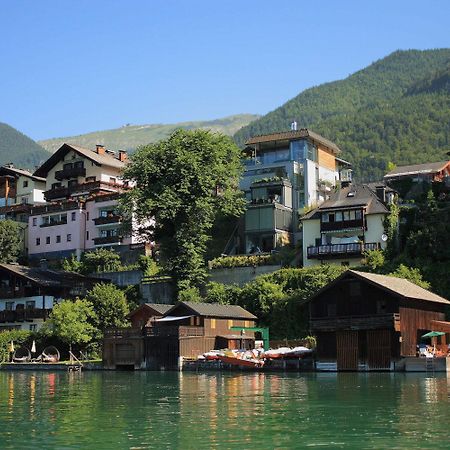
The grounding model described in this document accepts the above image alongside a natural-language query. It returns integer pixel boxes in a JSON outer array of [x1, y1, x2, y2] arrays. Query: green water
[[0, 371, 448, 449]]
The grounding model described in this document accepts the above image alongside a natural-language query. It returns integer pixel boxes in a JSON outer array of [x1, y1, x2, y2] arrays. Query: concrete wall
[[140, 281, 175, 304], [93, 270, 143, 287], [209, 264, 282, 286]]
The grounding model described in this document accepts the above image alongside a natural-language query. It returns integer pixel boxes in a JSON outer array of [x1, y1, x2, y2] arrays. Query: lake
[[0, 371, 448, 449]]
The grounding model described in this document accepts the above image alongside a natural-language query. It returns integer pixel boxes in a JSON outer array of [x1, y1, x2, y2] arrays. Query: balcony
[[320, 218, 364, 232], [104, 327, 143, 339], [0, 203, 32, 215], [55, 166, 86, 181], [307, 242, 380, 259], [44, 181, 126, 201], [40, 219, 67, 228], [93, 235, 123, 246], [144, 325, 205, 338], [0, 308, 52, 323], [310, 313, 400, 332], [94, 214, 121, 226]]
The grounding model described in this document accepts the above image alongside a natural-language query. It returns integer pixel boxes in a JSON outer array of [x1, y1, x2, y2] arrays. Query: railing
[[93, 235, 123, 246], [55, 166, 86, 181], [0, 203, 32, 215], [0, 309, 52, 323], [144, 325, 205, 337], [0, 287, 27, 298], [31, 200, 81, 215], [44, 181, 126, 201], [44, 186, 69, 201], [93, 215, 121, 226], [40, 219, 67, 228], [310, 313, 400, 331], [320, 219, 364, 232], [104, 327, 143, 339], [307, 242, 380, 259]]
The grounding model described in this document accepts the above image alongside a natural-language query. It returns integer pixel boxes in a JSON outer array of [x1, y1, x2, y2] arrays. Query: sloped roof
[[0, 165, 46, 182], [245, 129, 341, 154], [165, 301, 257, 320], [350, 270, 450, 305], [384, 161, 449, 179], [34, 143, 125, 177], [129, 303, 173, 318], [0, 263, 104, 288], [301, 184, 389, 220]]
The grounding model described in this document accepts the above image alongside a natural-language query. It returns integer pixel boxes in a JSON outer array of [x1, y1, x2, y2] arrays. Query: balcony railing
[[0, 308, 52, 323], [144, 325, 205, 337], [94, 215, 121, 226], [104, 327, 143, 339], [0, 203, 32, 215], [307, 242, 380, 259], [310, 313, 400, 331], [93, 235, 123, 246], [55, 166, 86, 181], [40, 219, 67, 228], [320, 218, 364, 232], [44, 181, 126, 201]]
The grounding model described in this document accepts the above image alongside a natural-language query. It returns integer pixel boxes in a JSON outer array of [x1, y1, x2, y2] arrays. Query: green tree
[[61, 248, 122, 274], [86, 283, 130, 332], [388, 264, 430, 289], [0, 220, 23, 263], [121, 129, 245, 293], [0, 329, 31, 362], [45, 299, 97, 351], [363, 249, 385, 272]]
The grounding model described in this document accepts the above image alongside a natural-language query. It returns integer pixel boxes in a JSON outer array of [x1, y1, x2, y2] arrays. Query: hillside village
[[0, 123, 449, 373]]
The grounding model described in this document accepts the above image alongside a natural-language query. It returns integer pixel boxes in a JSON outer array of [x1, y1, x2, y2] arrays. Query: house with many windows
[[28, 143, 148, 263], [238, 128, 351, 253], [301, 184, 391, 267]]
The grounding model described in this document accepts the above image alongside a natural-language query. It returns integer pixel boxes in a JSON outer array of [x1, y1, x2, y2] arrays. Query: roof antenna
[[290, 121, 298, 131]]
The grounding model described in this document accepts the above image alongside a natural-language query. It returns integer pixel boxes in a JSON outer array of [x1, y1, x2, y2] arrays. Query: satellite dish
[[381, 234, 388, 242]]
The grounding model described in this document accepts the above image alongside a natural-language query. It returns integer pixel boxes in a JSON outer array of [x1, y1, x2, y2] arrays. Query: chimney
[[118, 150, 128, 162], [375, 185, 386, 203], [96, 144, 106, 155], [39, 258, 48, 270]]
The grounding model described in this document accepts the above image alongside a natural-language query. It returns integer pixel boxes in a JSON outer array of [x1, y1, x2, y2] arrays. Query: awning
[[155, 315, 194, 322]]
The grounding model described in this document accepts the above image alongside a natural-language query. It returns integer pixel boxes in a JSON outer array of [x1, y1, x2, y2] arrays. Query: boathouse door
[[367, 330, 391, 370], [336, 330, 358, 370]]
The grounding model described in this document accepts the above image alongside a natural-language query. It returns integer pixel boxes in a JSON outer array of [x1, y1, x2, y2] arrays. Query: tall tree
[[0, 220, 23, 263], [121, 129, 245, 292]]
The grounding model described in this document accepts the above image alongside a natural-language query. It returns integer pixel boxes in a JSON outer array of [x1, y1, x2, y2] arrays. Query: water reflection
[[0, 371, 448, 449]]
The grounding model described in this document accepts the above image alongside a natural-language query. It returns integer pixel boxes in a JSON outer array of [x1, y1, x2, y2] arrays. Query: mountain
[[234, 49, 450, 181], [0, 122, 49, 169], [39, 114, 260, 154]]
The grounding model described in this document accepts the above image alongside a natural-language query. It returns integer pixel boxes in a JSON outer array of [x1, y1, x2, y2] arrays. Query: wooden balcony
[[104, 327, 143, 339], [44, 181, 125, 201], [44, 186, 69, 201], [144, 325, 205, 337], [94, 215, 121, 226], [93, 235, 123, 246], [55, 166, 86, 181], [320, 218, 364, 232], [307, 242, 380, 259], [0, 203, 32, 215], [0, 308, 51, 323], [310, 313, 400, 331]]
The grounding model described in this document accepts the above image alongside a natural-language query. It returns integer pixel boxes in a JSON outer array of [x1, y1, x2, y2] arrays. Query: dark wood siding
[[336, 331, 358, 370]]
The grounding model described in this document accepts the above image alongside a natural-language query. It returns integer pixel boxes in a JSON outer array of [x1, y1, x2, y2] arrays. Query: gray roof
[[302, 184, 389, 220], [0, 165, 46, 183], [350, 271, 450, 305], [34, 143, 125, 177], [384, 161, 449, 178], [143, 303, 173, 315], [245, 129, 341, 154], [0, 263, 104, 288], [166, 301, 257, 320]]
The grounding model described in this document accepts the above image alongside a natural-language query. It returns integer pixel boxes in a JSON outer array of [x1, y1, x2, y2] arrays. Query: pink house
[[28, 143, 150, 263]]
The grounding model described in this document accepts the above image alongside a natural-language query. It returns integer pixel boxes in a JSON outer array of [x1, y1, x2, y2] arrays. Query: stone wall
[[209, 264, 282, 286]]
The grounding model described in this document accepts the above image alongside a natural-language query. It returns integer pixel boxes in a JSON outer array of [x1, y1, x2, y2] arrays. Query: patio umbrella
[[9, 341, 14, 353], [421, 331, 445, 354], [31, 340, 36, 354]]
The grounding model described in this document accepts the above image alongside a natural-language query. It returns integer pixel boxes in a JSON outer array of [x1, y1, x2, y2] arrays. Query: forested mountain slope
[[0, 123, 49, 169], [234, 49, 450, 181]]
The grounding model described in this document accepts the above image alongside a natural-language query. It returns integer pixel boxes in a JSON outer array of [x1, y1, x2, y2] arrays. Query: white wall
[[302, 219, 320, 267], [365, 214, 387, 250]]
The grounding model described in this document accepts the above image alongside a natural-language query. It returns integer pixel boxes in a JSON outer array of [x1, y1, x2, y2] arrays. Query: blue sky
[[1, 0, 449, 141]]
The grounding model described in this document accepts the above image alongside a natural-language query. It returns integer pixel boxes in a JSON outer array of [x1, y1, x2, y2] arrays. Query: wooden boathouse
[[308, 270, 450, 371], [103, 301, 257, 370]]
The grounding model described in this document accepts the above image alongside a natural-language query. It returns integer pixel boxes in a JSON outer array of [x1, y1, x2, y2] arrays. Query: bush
[[209, 254, 276, 269], [0, 329, 31, 362]]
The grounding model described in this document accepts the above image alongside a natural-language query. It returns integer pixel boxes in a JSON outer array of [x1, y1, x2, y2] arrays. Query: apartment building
[[240, 128, 351, 253], [301, 184, 391, 267], [28, 143, 147, 263]]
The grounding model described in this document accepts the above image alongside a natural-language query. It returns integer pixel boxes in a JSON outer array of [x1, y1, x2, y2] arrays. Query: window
[[26, 301, 35, 309], [109, 177, 116, 184], [343, 211, 350, 221], [349, 210, 356, 220], [86, 231, 89, 240], [63, 162, 73, 170], [335, 212, 343, 222], [23, 180, 28, 188], [355, 210, 362, 220], [56, 235, 61, 243], [85, 176, 96, 182], [21, 197, 28, 204], [36, 238, 40, 246], [5, 302, 14, 311], [68, 179, 78, 187], [244, 321, 250, 328], [322, 213, 329, 223], [210, 319, 216, 329], [46, 236, 50, 244], [71, 212, 76, 221], [67, 234, 72, 242], [74, 161, 84, 168], [86, 212, 89, 221], [29, 324, 37, 331], [228, 319, 233, 329], [51, 182, 61, 189], [32, 218, 37, 226]]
